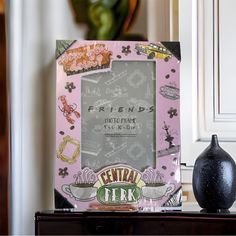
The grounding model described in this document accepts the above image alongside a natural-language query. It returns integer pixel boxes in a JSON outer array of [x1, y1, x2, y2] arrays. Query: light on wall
[[0, 0, 4, 14]]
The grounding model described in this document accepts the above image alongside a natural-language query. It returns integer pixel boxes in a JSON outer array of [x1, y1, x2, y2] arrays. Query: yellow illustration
[[58, 44, 112, 75], [135, 43, 172, 60], [57, 136, 80, 164]]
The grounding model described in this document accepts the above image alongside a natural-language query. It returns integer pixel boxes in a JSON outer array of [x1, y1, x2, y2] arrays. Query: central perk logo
[[94, 166, 145, 205]]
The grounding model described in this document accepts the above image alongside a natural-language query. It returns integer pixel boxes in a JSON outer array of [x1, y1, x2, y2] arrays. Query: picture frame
[[55, 40, 181, 211]]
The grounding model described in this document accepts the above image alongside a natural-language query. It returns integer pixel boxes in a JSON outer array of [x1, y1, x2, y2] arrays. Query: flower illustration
[[168, 107, 178, 118], [122, 45, 131, 56], [59, 167, 69, 178], [65, 82, 76, 93]]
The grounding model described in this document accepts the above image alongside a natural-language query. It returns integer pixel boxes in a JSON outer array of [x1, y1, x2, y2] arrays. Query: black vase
[[192, 134, 236, 212]]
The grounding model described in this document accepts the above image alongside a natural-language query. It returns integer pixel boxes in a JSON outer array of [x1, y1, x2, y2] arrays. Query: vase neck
[[211, 134, 219, 147]]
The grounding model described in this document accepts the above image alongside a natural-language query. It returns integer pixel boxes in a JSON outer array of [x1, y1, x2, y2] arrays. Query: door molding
[[6, 0, 24, 234], [179, 0, 236, 174]]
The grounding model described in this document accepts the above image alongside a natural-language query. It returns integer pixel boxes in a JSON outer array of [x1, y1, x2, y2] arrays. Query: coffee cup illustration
[[142, 183, 175, 199], [62, 183, 97, 201]]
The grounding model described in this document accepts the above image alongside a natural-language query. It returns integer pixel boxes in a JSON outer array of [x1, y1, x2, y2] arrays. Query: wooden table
[[35, 210, 236, 235]]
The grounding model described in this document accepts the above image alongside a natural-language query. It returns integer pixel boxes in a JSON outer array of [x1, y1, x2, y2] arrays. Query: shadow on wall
[[34, 58, 56, 210]]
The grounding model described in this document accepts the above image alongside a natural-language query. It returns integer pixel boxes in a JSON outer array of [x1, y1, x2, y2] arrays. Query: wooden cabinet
[[35, 211, 236, 235]]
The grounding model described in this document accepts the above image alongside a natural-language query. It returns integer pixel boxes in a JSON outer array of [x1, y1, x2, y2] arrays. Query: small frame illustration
[[57, 135, 80, 164]]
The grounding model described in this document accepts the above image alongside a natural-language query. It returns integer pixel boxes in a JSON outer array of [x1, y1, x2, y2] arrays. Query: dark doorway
[[0, 10, 8, 235]]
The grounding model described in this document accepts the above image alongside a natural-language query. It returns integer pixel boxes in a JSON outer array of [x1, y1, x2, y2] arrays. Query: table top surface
[[36, 209, 236, 218], [35, 210, 236, 235]]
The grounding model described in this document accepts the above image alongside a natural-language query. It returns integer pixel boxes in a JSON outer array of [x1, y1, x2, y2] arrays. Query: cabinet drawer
[[36, 218, 133, 235]]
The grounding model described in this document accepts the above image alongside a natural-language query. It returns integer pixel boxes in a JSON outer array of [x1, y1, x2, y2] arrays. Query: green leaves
[[70, 0, 145, 40], [88, 3, 114, 39]]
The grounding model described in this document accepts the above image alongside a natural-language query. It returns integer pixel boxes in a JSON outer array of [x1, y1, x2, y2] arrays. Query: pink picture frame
[[55, 40, 181, 211]]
